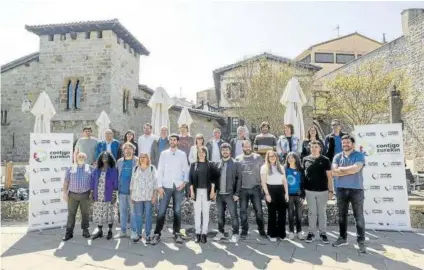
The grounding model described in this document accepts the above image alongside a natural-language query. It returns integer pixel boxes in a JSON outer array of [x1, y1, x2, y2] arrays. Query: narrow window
[[74, 80, 82, 109], [97, 31, 102, 39], [117, 37, 120, 44], [1, 109, 7, 125], [60, 33, 66, 41], [85, 32, 90, 39], [66, 80, 73, 110], [48, 34, 54, 41]]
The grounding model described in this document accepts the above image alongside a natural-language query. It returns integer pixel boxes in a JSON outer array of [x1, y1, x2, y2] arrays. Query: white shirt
[[211, 140, 221, 162], [157, 148, 189, 188], [106, 141, 112, 153], [261, 165, 284, 185], [138, 134, 155, 156]]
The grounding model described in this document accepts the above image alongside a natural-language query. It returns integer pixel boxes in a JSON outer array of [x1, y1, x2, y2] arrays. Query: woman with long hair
[[260, 150, 289, 241], [130, 152, 158, 244], [188, 134, 205, 164], [300, 126, 325, 160], [189, 146, 219, 243], [90, 151, 118, 240], [118, 130, 139, 159], [284, 152, 305, 240]]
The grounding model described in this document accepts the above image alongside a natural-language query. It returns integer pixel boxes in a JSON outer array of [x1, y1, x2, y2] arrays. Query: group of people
[[64, 118, 366, 253]]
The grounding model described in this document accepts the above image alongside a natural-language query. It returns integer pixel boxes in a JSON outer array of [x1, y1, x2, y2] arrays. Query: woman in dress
[[260, 150, 289, 242], [188, 134, 205, 164], [300, 126, 325, 161], [189, 146, 219, 243], [130, 152, 158, 244], [91, 151, 118, 240]]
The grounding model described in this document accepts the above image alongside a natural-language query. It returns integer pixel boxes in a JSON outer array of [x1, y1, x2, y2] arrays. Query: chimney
[[382, 33, 387, 44], [401, 8, 424, 36]]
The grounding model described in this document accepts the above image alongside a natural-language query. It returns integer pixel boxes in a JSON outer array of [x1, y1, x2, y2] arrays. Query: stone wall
[[3, 200, 424, 229], [319, 12, 424, 171]]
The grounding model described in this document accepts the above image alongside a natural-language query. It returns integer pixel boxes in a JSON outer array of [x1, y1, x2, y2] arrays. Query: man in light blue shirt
[[151, 134, 189, 245], [331, 135, 366, 253]]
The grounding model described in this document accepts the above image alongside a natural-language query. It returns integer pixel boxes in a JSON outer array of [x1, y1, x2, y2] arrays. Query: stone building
[[212, 52, 321, 138], [1, 19, 225, 162], [319, 9, 424, 173], [196, 88, 217, 106]]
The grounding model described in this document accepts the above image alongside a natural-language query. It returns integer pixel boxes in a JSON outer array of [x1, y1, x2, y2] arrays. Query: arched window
[[74, 80, 81, 109], [66, 80, 73, 110]]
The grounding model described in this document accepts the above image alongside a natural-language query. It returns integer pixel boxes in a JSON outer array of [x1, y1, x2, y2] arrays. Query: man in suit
[[206, 128, 226, 162]]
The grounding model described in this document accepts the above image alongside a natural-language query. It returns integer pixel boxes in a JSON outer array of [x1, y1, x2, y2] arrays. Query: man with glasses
[[324, 119, 347, 163]]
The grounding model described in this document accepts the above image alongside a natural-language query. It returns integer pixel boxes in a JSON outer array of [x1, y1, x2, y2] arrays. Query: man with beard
[[151, 134, 189, 245], [253, 122, 277, 159], [236, 140, 266, 240], [213, 143, 242, 243], [115, 142, 138, 238], [138, 123, 155, 157], [332, 135, 366, 253]]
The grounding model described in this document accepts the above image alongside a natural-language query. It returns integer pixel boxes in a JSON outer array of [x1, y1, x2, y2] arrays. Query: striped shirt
[[64, 165, 92, 193], [253, 133, 277, 156]]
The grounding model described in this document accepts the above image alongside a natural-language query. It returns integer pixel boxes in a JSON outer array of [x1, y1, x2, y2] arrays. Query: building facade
[[196, 88, 217, 106], [295, 32, 382, 78], [319, 9, 424, 172], [1, 20, 225, 162]]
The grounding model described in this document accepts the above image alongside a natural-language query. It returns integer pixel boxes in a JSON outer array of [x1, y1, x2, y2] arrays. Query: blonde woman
[[188, 134, 205, 164], [130, 153, 158, 243], [260, 150, 289, 242]]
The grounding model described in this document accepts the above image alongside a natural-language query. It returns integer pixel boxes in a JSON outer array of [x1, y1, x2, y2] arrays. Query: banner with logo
[[355, 123, 411, 231], [28, 133, 73, 231]]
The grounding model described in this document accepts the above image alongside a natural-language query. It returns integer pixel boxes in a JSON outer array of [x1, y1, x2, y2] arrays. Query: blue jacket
[[95, 139, 120, 161], [90, 167, 118, 202]]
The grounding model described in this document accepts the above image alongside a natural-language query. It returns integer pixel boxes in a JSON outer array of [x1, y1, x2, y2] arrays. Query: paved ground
[[1, 222, 424, 270]]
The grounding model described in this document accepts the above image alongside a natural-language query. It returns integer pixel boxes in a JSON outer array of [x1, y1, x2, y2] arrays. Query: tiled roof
[[213, 52, 321, 103], [138, 84, 154, 95], [25, 19, 149, 56], [1, 52, 39, 73]]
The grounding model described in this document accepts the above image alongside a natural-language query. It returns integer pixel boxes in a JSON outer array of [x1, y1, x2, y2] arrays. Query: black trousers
[[266, 185, 287, 238], [287, 195, 303, 233]]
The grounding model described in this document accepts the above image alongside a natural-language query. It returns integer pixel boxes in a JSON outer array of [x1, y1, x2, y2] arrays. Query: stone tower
[[1, 19, 149, 162]]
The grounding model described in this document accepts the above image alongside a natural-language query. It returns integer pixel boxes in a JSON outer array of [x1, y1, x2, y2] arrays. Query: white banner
[[28, 133, 73, 231], [354, 123, 411, 231]]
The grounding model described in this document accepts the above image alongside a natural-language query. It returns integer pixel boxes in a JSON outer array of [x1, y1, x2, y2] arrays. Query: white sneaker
[[115, 231, 127, 238], [213, 232, 225, 241], [297, 231, 305, 240], [269, 237, 277, 242], [288, 232, 295, 240], [230, 234, 239, 243], [130, 231, 138, 241]]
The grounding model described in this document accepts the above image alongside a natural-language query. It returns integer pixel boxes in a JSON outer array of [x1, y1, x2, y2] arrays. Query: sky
[[1, 1, 423, 102]]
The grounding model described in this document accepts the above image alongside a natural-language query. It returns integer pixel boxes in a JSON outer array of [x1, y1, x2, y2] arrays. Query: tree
[[226, 58, 315, 136], [322, 60, 413, 128]]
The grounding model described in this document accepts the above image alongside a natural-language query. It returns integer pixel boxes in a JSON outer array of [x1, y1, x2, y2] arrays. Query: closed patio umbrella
[[31, 91, 56, 133], [148, 87, 174, 136], [96, 110, 111, 141]]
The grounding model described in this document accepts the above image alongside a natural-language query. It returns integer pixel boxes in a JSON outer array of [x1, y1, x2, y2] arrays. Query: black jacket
[[300, 139, 325, 161], [324, 131, 347, 162], [214, 158, 242, 197], [189, 161, 219, 201], [206, 139, 226, 160]]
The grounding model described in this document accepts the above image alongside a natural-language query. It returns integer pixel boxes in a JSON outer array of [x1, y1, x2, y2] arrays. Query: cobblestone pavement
[[1, 222, 424, 270]]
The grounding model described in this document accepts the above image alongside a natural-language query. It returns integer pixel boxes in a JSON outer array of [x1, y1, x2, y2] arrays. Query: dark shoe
[[305, 233, 315, 243], [332, 237, 348, 247], [62, 233, 73, 241], [195, 234, 201, 243], [106, 230, 113, 240], [320, 233, 329, 244], [145, 236, 151, 245], [91, 229, 103, 240], [201, 234, 207, 244], [132, 236, 141, 243], [358, 241, 367, 253], [259, 231, 268, 239], [174, 233, 184, 244], [82, 229, 90, 238], [151, 234, 161, 245], [240, 232, 247, 240]]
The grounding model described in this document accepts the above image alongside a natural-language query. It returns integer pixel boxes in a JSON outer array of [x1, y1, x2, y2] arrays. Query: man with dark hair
[[325, 119, 347, 162], [138, 123, 155, 157], [74, 126, 98, 165], [253, 121, 277, 158], [236, 140, 266, 239], [206, 128, 226, 162], [151, 133, 189, 245], [213, 143, 242, 243], [178, 124, 194, 161], [332, 135, 366, 253]]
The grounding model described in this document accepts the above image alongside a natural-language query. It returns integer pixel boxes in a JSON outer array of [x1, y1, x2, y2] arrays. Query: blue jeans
[[119, 194, 131, 233], [336, 188, 365, 242], [131, 201, 153, 237], [154, 186, 184, 235]]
